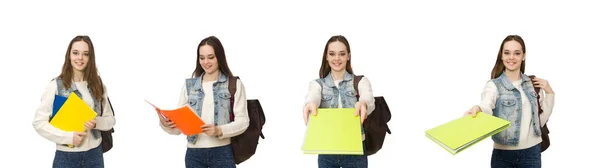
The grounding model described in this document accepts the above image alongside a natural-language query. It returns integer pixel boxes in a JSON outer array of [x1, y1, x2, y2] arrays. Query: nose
[[74, 53, 83, 60]]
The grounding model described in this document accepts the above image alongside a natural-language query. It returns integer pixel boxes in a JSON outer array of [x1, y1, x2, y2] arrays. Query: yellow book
[[50, 92, 98, 133], [302, 108, 363, 155], [425, 112, 510, 155]]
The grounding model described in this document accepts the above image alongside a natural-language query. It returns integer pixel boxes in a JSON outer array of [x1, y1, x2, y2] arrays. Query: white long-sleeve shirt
[[161, 79, 249, 148], [32, 80, 115, 152], [478, 80, 555, 150]]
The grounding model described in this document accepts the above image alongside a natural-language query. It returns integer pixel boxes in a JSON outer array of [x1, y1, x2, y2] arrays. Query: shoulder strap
[[354, 75, 364, 98], [228, 76, 239, 121]]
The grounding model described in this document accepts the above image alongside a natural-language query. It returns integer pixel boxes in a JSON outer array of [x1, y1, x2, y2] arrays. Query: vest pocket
[[500, 99, 517, 116], [218, 92, 231, 100]]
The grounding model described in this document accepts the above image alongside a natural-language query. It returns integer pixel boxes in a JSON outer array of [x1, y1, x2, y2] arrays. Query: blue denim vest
[[491, 72, 541, 146], [315, 71, 364, 135], [184, 72, 232, 144], [55, 78, 101, 140]]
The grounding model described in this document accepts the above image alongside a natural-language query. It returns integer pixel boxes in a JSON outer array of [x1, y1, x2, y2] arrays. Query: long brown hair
[[319, 35, 354, 78], [192, 36, 234, 78], [490, 35, 527, 79], [58, 35, 104, 101]]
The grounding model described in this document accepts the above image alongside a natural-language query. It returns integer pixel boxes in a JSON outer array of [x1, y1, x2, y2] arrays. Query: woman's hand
[[464, 105, 481, 118], [532, 77, 554, 94], [303, 102, 317, 125], [201, 124, 222, 137], [355, 101, 367, 123]]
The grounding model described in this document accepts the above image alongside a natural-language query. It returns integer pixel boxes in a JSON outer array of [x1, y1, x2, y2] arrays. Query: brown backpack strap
[[354, 75, 364, 99], [228, 76, 239, 121]]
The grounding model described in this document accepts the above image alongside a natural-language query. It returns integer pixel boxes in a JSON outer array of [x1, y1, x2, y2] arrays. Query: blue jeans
[[318, 141, 368, 168], [185, 144, 236, 168], [53, 145, 104, 168], [491, 143, 541, 168]]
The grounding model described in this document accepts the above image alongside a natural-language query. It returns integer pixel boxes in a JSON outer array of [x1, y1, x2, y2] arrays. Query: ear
[[348, 53, 351, 61], [522, 53, 526, 61]]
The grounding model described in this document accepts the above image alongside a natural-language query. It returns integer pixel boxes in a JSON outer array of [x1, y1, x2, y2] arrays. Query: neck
[[504, 70, 521, 82], [203, 71, 220, 81], [331, 70, 346, 81], [73, 70, 84, 82]]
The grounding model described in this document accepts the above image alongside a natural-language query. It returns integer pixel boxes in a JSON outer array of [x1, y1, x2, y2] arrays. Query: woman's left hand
[[532, 77, 554, 94], [202, 124, 223, 137], [354, 101, 367, 124]]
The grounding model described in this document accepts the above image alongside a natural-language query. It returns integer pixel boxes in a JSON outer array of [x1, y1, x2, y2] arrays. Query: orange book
[[146, 100, 205, 136]]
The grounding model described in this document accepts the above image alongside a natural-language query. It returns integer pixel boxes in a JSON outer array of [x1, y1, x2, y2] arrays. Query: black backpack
[[353, 75, 391, 156], [528, 75, 550, 152], [99, 96, 115, 153], [227, 76, 266, 164]]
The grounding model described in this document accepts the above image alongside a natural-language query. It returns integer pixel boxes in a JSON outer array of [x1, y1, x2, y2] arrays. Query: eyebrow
[[503, 50, 522, 52]]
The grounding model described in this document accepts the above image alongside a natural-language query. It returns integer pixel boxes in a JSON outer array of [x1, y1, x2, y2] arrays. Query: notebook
[[145, 100, 205, 136], [49, 92, 98, 132], [425, 112, 511, 155], [50, 95, 68, 121], [302, 108, 363, 155]]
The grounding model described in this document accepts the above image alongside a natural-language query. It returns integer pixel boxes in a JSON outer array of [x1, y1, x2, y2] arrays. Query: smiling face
[[326, 41, 350, 73], [70, 41, 90, 73], [198, 44, 219, 75], [501, 40, 526, 72]]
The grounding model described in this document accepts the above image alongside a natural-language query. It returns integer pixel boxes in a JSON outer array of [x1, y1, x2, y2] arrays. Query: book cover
[[302, 108, 363, 155], [425, 112, 510, 155]]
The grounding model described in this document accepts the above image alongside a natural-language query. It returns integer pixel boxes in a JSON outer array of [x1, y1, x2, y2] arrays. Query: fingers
[[168, 121, 177, 128], [303, 106, 310, 125], [360, 105, 367, 123]]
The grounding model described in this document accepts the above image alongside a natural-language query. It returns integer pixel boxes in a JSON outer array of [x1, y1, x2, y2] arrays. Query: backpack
[[352, 75, 392, 156], [99, 96, 115, 153], [528, 75, 550, 152], [227, 76, 266, 164]]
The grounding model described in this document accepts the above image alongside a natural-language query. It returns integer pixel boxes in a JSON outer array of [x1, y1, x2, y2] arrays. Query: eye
[[515, 53, 521, 55], [340, 53, 346, 56], [72, 51, 78, 55], [503, 52, 509, 55], [84, 53, 89, 56], [329, 53, 334, 56]]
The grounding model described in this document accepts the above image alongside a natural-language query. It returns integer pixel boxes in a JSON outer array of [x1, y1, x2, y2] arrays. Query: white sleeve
[[94, 84, 115, 131], [357, 77, 376, 116], [219, 79, 250, 139], [32, 80, 74, 145], [304, 80, 322, 109], [539, 91, 555, 126], [478, 81, 498, 115]]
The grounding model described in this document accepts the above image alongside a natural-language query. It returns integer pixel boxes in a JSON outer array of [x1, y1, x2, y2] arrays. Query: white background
[[1, 0, 599, 167]]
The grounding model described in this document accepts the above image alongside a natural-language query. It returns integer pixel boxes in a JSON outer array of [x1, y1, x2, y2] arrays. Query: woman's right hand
[[156, 108, 176, 129], [73, 132, 86, 146], [464, 105, 481, 117], [303, 102, 317, 125]]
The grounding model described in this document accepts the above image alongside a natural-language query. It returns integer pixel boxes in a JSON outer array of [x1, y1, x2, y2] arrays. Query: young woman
[[303, 35, 376, 168], [157, 36, 249, 168], [32, 35, 116, 168], [464, 35, 555, 168]]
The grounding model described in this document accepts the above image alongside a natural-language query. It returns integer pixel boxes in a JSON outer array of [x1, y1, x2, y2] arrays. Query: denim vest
[[315, 72, 364, 135], [55, 78, 101, 140], [184, 72, 232, 144], [491, 72, 541, 146]]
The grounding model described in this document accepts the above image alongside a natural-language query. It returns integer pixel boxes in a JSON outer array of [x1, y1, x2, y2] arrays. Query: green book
[[425, 112, 511, 155], [302, 108, 363, 155]]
